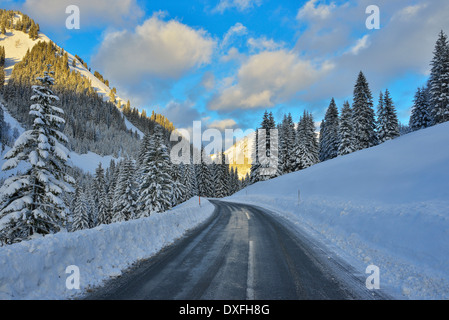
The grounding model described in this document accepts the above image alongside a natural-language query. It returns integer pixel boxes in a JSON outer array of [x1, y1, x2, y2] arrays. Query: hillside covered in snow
[[229, 121, 449, 299]]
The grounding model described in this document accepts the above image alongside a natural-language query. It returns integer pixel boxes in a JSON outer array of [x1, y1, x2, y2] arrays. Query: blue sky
[[4, 0, 449, 133]]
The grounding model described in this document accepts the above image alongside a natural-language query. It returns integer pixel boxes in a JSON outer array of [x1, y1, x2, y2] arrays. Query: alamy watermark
[[66, 5, 80, 30], [366, 5, 380, 30], [365, 264, 380, 290], [65, 265, 80, 290]]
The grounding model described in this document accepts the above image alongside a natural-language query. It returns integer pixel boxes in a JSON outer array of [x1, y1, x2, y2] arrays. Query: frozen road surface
[[86, 200, 388, 300]]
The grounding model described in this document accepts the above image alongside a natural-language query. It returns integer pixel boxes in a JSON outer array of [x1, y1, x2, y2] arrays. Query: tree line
[[250, 30, 449, 184]]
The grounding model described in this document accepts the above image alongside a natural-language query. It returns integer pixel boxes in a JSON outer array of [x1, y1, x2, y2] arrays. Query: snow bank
[[229, 122, 449, 300], [0, 197, 214, 300]]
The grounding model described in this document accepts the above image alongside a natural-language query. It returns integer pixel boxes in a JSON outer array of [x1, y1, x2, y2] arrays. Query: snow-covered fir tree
[[410, 86, 432, 131], [85, 183, 97, 227], [0, 67, 75, 244], [295, 111, 319, 170], [113, 159, 137, 222], [182, 161, 196, 200], [338, 101, 356, 156], [0, 103, 11, 150], [210, 161, 220, 198], [94, 163, 111, 225], [377, 89, 399, 143], [250, 129, 261, 184], [72, 187, 89, 231], [429, 30, 449, 125], [197, 146, 213, 197], [352, 71, 377, 151], [230, 167, 240, 194], [171, 164, 187, 206], [137, 125, 173, 217], [215, 152, 231, 198], [319, 98, 340, 162], [279, 113, 296, 174]]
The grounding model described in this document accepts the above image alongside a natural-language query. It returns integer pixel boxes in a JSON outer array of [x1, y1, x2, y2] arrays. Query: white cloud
[[209, 50, 333, 111], [22, 0, 143, 29], [348, 35, 370, 55], [220, 47, 247, 63], [247, 36, 284, 52], [392, 3, 429, 21], [221, 22, 247, 49], [296, 0, 336, 20], [92, 13, 216, 82], [288, 0, 449, 105], [213, 0, 262, 14], [208, 119, 238, 130]]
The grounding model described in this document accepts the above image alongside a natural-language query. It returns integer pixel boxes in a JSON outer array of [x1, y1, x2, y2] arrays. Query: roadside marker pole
[[199, 196, 201, 207]]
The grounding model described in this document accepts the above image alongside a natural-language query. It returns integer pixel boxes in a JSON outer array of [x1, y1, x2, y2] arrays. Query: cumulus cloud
[[348, 35, 370, 55], [213, 0, 262, 14], [294, 0, 449, 103], [92, 13, 216, 82], [247, 36, 284, 52], [296, 0, 336, 20], [221, 22, 248, 49], [22, 0, 143, 29], [209, 50, 333, 111], [208, 119, 238, 130]]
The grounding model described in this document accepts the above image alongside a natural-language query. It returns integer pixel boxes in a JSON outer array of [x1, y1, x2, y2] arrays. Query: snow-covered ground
[[67, 151, 119, 175], [228, 122, 449, 300], [0, 197, 214, 300], [0, 29, 51, 83]]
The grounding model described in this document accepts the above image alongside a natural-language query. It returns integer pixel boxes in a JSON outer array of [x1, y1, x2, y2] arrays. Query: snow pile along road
[[0, 197, 214, 300], [229, 122, 449, 300]]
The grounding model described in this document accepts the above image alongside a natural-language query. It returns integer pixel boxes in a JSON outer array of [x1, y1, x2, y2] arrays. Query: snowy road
[[85, 200, 388, 300]]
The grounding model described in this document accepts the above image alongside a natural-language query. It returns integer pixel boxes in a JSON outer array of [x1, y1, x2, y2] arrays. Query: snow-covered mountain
[[210, 131, 254, 179], [0, 23, 146, 174], [1, 26, 143, 138], [229, 121, 449, 299]]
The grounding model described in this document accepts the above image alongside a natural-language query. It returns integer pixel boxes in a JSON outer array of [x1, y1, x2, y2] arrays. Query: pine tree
[[410, 87, 432, 131], [295, 111, 319, 170], [338, 101, 355, 156], [0, 67, 75, 244], [214, 153, 229, 198], [0, 104, 11, 151], [352, 71, 377, 150], [197, 146, 213, 197], [171, 164, 186, 206], [279, 113, 296, 174], [377, 89, 399, 143], [182, 161, 197, 200], [94, 163, 111, 225], [304, 112, 319, 164], [112, 159, 137, 222], [137, 126, 173, 217], [319, 98, 340, 161], [250, 129, 261, 184], [429, 30, 449, 125], [72, 187, 89, 231], [0, 65, 5, 92]]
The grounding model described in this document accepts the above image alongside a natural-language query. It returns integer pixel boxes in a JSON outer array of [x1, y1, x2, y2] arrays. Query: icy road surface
[[85, 200, 389, 300]]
